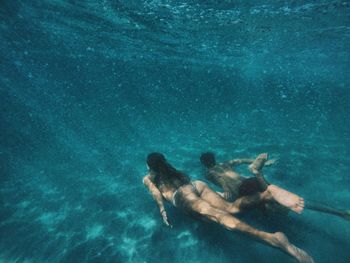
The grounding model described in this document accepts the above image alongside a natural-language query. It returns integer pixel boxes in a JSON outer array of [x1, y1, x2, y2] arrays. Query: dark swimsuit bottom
[[238, 177, 266, 196]]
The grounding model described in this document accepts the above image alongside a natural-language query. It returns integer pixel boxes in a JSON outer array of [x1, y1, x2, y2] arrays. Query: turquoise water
[[0, 1, 349, 262]]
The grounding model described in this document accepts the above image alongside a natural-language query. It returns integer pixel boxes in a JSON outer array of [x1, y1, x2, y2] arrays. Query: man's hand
[[223, 186, 233, 201], [224, 191, 233, 201], [161, 210, 173, 228]]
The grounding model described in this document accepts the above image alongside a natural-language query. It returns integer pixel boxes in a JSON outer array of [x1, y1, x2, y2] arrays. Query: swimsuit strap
[[172, 189, 179, 207], [172, 182, 200, 208]]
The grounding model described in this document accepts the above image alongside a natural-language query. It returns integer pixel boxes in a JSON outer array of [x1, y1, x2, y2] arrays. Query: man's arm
[[143, 175, 172, 227], [227, 158, 277, 167], [227, 158, 255, 166]]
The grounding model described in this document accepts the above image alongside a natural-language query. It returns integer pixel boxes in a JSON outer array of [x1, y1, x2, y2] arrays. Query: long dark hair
[[146, 152, 190, 189]]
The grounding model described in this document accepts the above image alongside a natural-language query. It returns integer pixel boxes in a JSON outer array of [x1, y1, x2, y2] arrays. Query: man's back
[[205, 163, 246, 201]]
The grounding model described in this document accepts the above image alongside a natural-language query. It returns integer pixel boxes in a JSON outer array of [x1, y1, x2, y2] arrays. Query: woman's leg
[[195, 180, 272, 214], [194, 180, 238, 212], [184, 195, 314, 263]]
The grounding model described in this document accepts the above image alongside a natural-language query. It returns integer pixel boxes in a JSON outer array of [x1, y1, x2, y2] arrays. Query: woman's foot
[[265, 185, 305, 214], [271, 232, 314, 263]]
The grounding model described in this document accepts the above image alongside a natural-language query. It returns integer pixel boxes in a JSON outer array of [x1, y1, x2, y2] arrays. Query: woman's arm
[[143, 175, 172, 227]]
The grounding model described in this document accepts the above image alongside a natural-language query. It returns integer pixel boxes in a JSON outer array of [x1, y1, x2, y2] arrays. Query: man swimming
[[143, 152, 314, 263], [200, 152, 350, 219]]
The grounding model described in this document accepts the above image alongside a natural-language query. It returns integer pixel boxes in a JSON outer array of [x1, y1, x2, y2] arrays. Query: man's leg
[[305, 200, 350, 220], [267, 185, 305, 214], [194, 180, 265, 213], [186, 197, 314, 263], [194, 181, 304, 214], [249, 153, 268, 173], [248, 153, 305, 214], [248, 153, 270, 189]]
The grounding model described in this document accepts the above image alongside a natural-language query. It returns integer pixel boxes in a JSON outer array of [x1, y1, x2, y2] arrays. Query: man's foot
[[249, 153, 268, 174], [266, 185, 305, 214], [272, 232, 314, 263], [341, 210, 350, 221]]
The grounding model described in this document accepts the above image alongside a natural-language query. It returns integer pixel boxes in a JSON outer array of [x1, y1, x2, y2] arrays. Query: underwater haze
[[1, 0, 350, 262]]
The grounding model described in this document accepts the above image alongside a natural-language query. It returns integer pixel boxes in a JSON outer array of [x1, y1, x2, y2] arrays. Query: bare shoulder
[[142, 174, 151, 185]]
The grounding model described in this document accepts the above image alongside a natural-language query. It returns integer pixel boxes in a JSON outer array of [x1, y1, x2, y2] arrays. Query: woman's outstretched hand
[[161, 210, 173, 228]]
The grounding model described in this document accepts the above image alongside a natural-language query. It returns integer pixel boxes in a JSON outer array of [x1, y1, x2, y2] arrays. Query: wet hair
[[147, 152, 166, 173], [200, 152, 216, 168], [146, 152, 190, 189]]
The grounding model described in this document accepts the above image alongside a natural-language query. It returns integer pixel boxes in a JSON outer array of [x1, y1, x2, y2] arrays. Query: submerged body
[[143, 152, 314, 263], [206, 162, 246, 201], [201, 152, 350, 219]]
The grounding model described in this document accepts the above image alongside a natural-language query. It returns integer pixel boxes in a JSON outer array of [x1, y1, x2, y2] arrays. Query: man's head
[[200, 152, 216, 168]]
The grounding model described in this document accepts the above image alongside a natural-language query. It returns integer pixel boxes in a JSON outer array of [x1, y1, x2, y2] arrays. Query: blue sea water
[[1, 0, 350, 262]]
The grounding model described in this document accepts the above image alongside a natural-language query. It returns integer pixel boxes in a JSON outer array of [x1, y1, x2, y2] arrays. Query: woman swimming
[[143, 152, 314, 263]]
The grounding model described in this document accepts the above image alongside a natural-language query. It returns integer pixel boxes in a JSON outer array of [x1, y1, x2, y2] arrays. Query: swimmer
[[200, 152, 350, 219], [143, 152, 314, 263]]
